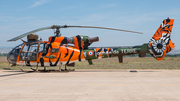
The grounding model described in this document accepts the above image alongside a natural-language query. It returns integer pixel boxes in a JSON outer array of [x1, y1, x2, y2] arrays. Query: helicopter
[[7, 18, 175, 72]]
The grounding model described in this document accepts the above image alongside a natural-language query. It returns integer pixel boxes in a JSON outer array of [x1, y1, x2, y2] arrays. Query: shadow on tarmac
[[0, 70, 162, 77], [0, 72, 27, 77]]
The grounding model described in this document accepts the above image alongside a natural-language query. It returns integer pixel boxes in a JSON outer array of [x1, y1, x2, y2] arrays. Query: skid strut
[[20, 64, 75, 73]]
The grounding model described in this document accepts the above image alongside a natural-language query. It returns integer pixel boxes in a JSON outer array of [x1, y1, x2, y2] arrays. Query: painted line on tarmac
[[88, 84, 180, 86], [88, 84, 132, 86], [1, 83, 180, 87], [0, 84, 44, 86]]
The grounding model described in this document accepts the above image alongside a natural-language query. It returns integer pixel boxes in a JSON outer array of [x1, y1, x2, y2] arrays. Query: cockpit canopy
[[7, 42, 46, 64]]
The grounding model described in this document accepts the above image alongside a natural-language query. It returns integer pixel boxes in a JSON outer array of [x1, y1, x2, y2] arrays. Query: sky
[[0, 0, 180, 50]]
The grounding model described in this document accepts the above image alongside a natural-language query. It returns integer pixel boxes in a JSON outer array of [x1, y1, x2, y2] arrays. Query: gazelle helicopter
[[7, 18, 175, 72]]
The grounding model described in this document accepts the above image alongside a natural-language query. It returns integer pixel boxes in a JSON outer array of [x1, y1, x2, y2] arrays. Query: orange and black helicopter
[[7, 18, 175, 72]]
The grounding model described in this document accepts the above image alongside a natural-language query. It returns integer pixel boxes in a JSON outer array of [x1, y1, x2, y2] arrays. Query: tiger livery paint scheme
[[148, 18, 175, 60], [15, 35, 85, 67], [7, 18, 175, 68]]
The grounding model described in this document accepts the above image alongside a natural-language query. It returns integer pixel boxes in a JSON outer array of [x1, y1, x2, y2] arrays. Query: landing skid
[[20, 68, 75, 73]]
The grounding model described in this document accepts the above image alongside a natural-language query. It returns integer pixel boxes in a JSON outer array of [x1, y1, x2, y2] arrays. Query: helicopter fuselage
[[7, 35, 149, 67]]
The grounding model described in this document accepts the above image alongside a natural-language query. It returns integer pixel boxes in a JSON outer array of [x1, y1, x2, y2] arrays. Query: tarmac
[[0, 69, 180, 101]]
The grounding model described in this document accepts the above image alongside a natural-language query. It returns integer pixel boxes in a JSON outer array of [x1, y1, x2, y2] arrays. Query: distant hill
[[0, 47, 12, 53], [167, 49, 180, 55]]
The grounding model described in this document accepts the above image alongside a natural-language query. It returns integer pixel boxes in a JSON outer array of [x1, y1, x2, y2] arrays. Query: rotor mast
[[54, 27, 61, 37], [52, 25, 68, 37]]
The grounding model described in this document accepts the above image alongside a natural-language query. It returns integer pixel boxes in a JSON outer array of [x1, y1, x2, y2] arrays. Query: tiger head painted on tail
[[148, 18, 175, 60]]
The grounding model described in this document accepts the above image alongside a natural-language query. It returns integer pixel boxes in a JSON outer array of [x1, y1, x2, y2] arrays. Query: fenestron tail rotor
[[7, 25, 143, 42]]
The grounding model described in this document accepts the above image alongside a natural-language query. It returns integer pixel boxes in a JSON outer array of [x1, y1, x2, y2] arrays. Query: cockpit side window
[[20, 43, 38, 61], [39, 43, 46, 53]]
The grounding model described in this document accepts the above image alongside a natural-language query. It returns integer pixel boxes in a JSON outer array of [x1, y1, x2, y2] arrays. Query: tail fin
[[148, 18, 175, 60]]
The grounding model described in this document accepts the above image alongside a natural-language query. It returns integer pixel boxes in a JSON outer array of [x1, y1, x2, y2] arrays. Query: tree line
[[0, 53, 8, 56]]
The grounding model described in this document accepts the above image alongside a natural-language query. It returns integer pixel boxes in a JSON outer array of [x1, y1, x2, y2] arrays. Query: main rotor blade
[[7, 25, 143, 42], [7, 26, 52, 42], [66, 25, 143, 34]]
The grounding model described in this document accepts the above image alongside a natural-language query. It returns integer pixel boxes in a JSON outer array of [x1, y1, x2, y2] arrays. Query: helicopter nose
[[7, 52, 17, 65], [7, 52, 12, 64]]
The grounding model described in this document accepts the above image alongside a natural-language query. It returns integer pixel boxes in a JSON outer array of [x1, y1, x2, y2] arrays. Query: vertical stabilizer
[[148, 18, 175, 60]]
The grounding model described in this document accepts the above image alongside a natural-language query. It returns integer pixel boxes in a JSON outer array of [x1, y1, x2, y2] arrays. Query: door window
[[39, 43, 46, 53], [20, 43, 38, 61]]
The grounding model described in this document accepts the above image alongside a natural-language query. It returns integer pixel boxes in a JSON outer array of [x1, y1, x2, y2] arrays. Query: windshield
[[7, 43, 23, 64]]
